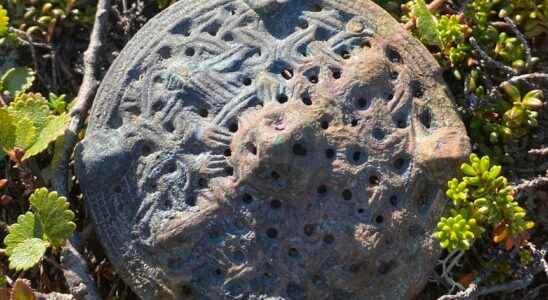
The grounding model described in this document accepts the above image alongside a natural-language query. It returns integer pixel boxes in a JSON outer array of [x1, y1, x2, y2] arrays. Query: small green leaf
[[413, 0, 441, 46], [47, 93, 67, 114], [487, 165, 501, 180], [522, 90, 543, 109], [13, 115, 37, 151], [7, 94, 51, 131], [461, 163, 477, 176], [0, 4, 8, 37], [0, 68, 35, 96], [23, 113, 70, 160], [8, 238, 47, 271], [29, 188, 76, 247], [0, 109, 16, 153], [501, 82, 521, 103], [479, 156, 490, 173], [4, 212, 42, 256]]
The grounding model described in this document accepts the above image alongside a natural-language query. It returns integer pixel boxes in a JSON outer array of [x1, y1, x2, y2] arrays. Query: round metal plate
[[76, 0, 470, 299]]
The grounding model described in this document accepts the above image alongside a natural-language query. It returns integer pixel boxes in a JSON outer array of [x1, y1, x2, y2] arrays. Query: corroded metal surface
[[75, 0, 470, 299]]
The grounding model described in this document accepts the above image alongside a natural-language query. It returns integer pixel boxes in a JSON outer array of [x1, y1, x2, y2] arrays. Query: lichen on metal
[[75, 0, 470, 299]]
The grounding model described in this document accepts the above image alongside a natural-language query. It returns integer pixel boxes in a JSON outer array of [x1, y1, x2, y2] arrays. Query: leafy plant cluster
[[404, 0, 547, 89], [1, 0, 95, 43], [500, 0, 548, 37], [470, 82, 544, 158], [400, 0, 545, 164], [434, 154, 534, 252], [0, 3, 77, 293], [3, 188, 76, 271], [0, 66, 70, 162]]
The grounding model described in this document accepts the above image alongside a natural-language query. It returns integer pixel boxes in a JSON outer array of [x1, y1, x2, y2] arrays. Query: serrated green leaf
[[13, 115, 37, 151], [7, 94, 51, 131], [0, 68, 35, 96], [23, 113, 69, 160], [4, 212, 42, 256], [8, 238, 47, 271], [414, 0, 441, 46], [0, 4, 8, 37], [29, 188, 76, 247], [0, 109, 16, 153]]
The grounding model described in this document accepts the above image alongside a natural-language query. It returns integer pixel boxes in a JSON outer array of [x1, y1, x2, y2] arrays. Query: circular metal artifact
[[76, 0, 470, 299]]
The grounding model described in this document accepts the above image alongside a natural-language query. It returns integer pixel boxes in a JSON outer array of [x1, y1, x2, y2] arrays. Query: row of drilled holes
[[280, 67, 342, 83], [177, 166, 402, 209], [242, 188, 391, 226]]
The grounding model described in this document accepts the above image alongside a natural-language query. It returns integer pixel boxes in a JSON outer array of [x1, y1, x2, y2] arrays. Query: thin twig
[[53, 0, 112, 299], [8, 28, 52, 90], [437, 242, 548, 299], [438, 251, 466, 292], [528, 147, 548, 156], [469, 37, 518, 77], [54, 0, 111, 196], [437, 281, 480, 300], [487, 72, 548, 100], [501, 72, 548, 87], [60, 235, 101, 300], [477, 272, 535, 295], [503, 16, 533, 70], [45, 256, 67, 272], [514, 174, 548, 194], [8, 28, 53, 49], [35, 291, 75, 300]]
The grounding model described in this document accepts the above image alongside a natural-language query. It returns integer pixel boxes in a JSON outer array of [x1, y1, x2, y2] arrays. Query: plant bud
[[52, 9, 65, 17], [512, 60, 525, 69], [498, 9, 508, 18], [38, 16, 52, 25], [0, 195, 12, 205], [26, 26, 41, 35], [42, 3, 53, 14]]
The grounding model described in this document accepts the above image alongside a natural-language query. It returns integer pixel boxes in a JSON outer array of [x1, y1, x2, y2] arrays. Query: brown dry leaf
[[505, 237, 515, 250], [0, 179, 7, 189], [493, 223, 509, 243], [0, 195, 12, 206], [10, 279, 35, 300], [0, 288, 10, 300], [457, 272, 475, 287]]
